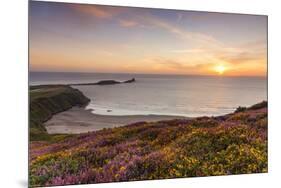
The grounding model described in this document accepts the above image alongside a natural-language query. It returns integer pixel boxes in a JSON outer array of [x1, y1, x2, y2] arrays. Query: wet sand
[[44, 107, 188, 134]]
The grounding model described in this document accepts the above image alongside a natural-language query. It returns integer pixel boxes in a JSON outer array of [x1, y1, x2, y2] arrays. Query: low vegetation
[[29, 101, 267, 187]]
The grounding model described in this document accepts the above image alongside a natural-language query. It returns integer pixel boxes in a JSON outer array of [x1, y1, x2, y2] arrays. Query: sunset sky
[[29, 1, 267, 76]]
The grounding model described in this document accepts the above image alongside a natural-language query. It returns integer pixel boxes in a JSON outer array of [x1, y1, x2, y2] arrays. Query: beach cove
[[44, 107, 187, 134]]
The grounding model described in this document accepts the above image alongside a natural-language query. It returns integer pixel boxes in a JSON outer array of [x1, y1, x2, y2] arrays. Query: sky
[[29, 1, 267, 76]]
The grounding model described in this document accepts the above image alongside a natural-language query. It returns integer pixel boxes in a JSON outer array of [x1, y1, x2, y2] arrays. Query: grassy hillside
[[29, 85, 90, 141], [29, 101, 267, 187]]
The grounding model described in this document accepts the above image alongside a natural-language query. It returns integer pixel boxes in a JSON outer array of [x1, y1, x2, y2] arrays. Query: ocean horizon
[[29, 71, 267, 117]]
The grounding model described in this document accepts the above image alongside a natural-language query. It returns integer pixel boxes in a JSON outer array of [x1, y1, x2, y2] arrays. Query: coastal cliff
[[30, 85, 90, 140], [29, 78, 135, 140]]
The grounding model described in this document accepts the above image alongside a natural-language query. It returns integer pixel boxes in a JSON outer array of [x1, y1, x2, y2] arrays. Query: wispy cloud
[[141, 15, 223, 48], [70, 4, 222, 48], [216, 40, 266, 65]]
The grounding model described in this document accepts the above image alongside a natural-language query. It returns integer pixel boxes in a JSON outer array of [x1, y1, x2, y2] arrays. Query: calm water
[[30, 72, 267, 117]]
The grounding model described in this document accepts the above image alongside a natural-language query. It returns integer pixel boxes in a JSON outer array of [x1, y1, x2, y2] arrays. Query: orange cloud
[[219, 52, 264, 65], [119, 19, 138, 27], [70, 4, 118, 18]]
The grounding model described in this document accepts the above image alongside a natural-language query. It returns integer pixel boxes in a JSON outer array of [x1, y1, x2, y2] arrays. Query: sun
[[214, 65, 226, 75]]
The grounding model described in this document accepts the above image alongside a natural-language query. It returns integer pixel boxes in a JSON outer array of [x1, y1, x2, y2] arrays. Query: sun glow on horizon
[[214, 64, 227, 75]]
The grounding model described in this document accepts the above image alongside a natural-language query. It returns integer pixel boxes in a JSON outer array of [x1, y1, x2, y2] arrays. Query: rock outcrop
[[70, 78, 136, 86]]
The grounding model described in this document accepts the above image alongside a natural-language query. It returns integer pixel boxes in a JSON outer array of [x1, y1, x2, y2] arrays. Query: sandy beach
[[44, 107, 188, 134]]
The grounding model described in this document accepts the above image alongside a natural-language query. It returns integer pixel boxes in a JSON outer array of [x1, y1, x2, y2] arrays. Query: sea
[[30, 72, 267, 117]]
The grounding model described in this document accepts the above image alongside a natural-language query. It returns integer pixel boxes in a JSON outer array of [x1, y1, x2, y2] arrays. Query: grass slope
[[29, 85, 90, 141], [29, 101, 267, 187]]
